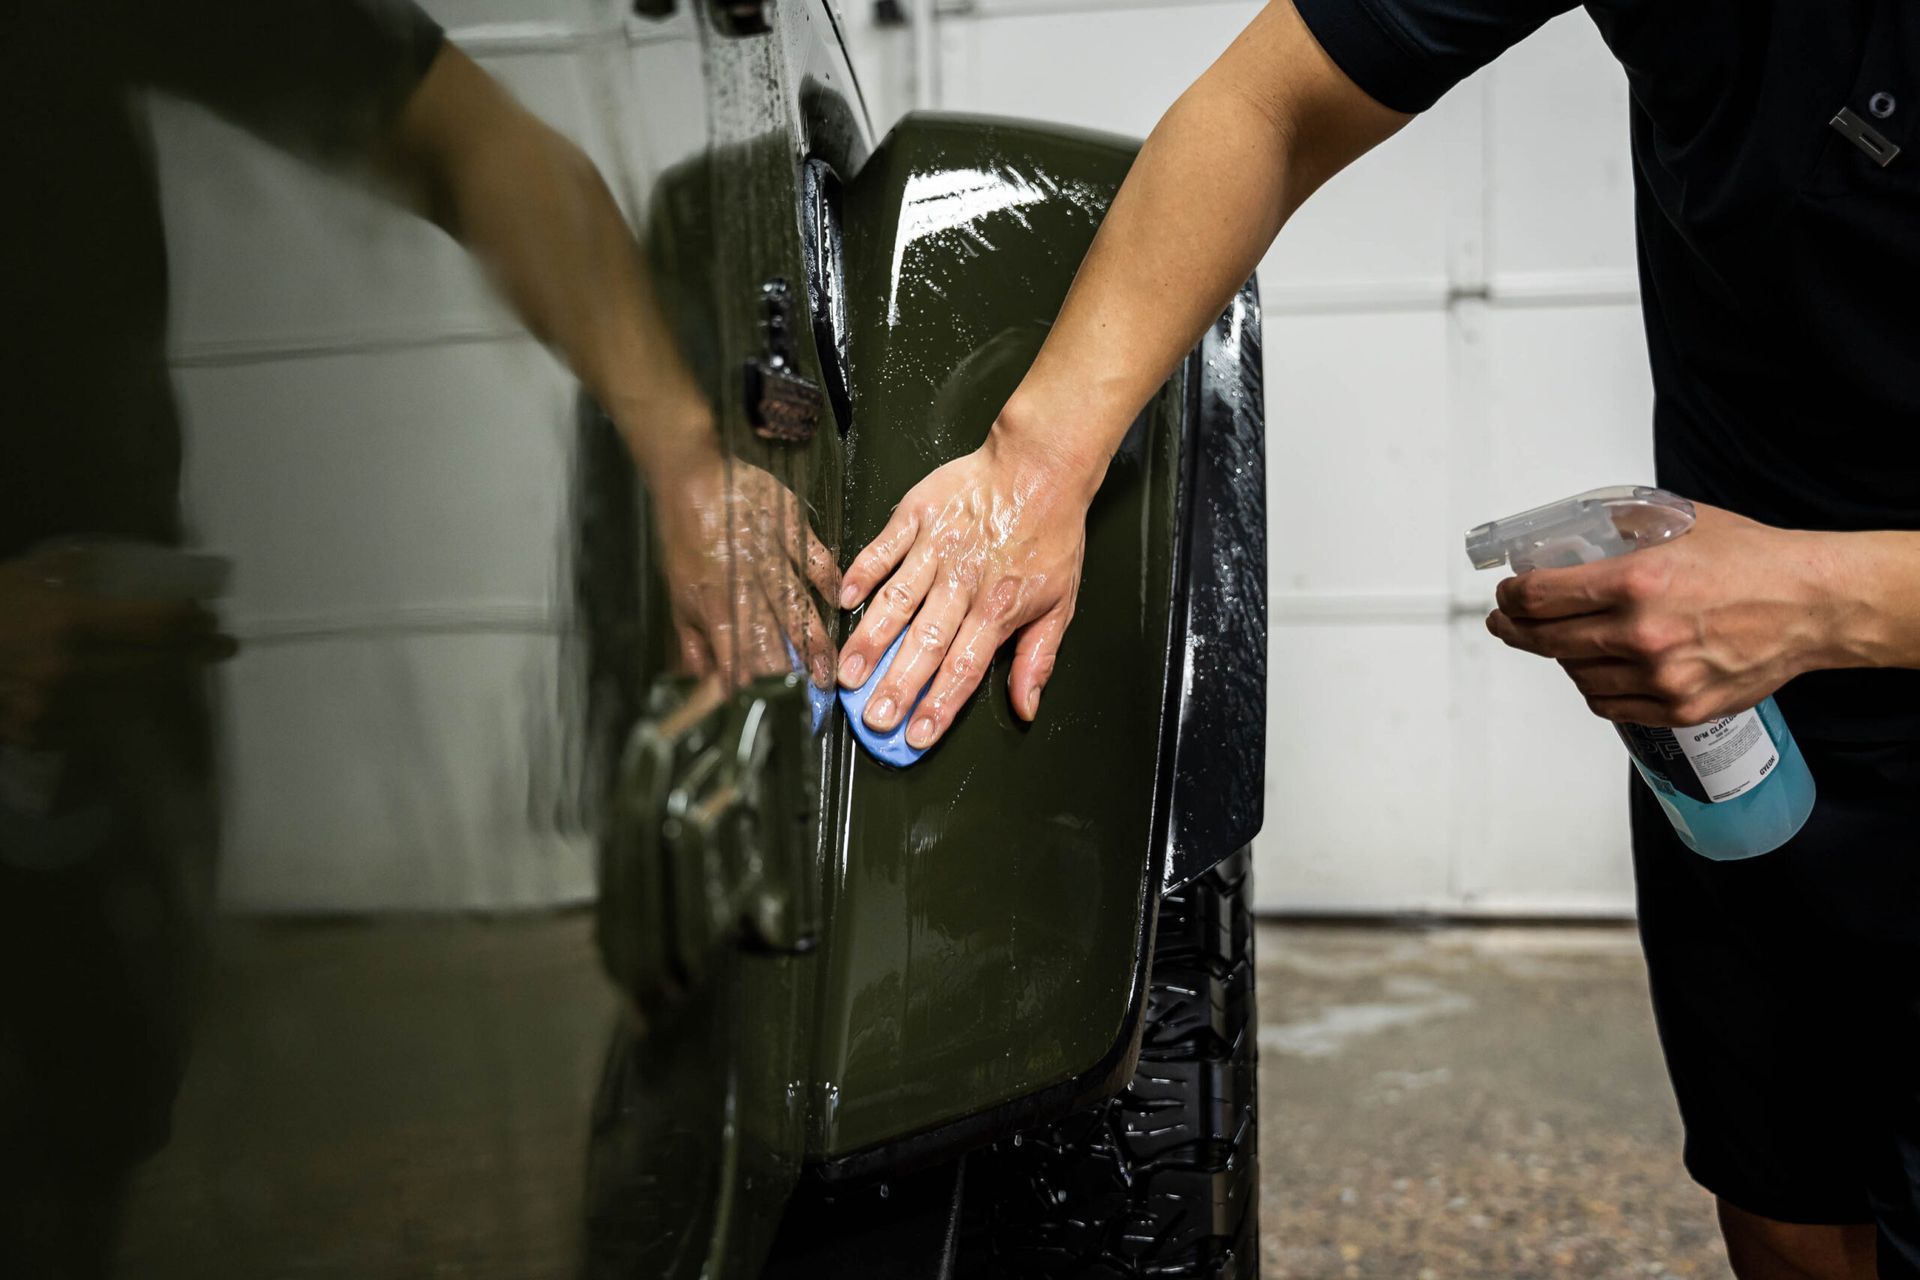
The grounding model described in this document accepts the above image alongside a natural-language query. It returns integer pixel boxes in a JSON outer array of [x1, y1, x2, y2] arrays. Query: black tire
[[958, 847, 1259, 1279]]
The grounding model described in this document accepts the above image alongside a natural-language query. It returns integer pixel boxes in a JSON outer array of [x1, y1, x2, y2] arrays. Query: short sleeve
[[110, 0, 445, 164], [1292, 0, 1579, 113]]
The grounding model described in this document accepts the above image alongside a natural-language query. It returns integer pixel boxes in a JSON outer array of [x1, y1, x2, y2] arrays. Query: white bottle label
[[1620, 709, 1780, 804], [1677, 711, 1780, 802]]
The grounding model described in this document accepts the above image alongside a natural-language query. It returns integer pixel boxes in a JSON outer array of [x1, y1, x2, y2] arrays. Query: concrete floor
[[1258, 923, 1729, 1280], [112, 916, 1730, 1277]]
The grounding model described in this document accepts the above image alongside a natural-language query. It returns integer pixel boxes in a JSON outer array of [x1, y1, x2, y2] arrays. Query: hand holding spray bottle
[[1466, 486, 1816, 860]]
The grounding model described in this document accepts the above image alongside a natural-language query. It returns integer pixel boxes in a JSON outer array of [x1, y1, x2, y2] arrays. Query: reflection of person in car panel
[[0, 2, 831, 1268], [840, 2, 1920, 1276]]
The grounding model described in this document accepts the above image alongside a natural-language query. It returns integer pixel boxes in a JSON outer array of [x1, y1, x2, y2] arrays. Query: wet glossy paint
[[1163, 283, 1269, 891], [810, 114, 1183, 1163]]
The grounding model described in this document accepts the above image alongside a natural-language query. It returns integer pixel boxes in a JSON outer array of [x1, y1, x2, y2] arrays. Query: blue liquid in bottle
[[1621, 695, 1815, 861], [1467, 486, 1815, 861]]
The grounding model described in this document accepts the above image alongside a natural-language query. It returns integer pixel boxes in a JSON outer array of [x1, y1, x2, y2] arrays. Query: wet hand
[[0, 549, 234, 748], [1486, 504, 1835, 728], [654, 453, 840, 693], [836, 426, 1093, 749]]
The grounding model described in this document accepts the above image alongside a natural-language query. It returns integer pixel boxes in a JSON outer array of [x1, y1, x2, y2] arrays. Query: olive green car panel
[[807, 114, 1190, 1165], [585, 37, 1262, 1267]]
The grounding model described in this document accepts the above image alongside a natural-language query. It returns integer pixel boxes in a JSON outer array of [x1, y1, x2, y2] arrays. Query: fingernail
[[907, 716, 936, 748], [1028, 687, 1043, 719], [867, 695, 897, 729], [839, 653, 866, 686], [811, 655, 833, 687], [839, 582, 860, 608]]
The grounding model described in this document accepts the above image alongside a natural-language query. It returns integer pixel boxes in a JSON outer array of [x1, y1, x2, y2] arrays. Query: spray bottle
[[1466, 486, 1815, 860]]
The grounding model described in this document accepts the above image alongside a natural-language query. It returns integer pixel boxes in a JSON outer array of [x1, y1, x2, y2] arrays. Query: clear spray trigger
[[1464, 485, 1695, 575]]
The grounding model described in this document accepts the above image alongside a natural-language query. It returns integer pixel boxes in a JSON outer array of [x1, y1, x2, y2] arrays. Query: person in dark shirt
[[0, 2, 831, 1271], [829, 2, 1920, 1276]]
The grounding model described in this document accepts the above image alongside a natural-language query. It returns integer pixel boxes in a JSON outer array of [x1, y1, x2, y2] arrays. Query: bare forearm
[[833, 1, 1409, 732], [997, 81, 1291, 482], [1816, 531, 1920, 671], [440, 123, 710, 476], [385, 48, 716, 482], [996, 0, 1407, 491]]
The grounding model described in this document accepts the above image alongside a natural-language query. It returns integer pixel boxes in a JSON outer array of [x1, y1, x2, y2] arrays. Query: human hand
[[652, 452, 839, 693], [835, 425, 1095, 750], [0, 547, 234, 748], [1485, 504, 1836, 727]]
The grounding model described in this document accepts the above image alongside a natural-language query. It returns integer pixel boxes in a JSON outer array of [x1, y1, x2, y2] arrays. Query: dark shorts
[[1633, 731, 1920, 1274]]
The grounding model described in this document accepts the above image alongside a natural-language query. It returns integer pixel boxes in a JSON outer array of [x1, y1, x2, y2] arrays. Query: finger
[[837, 543, 937, 689], [862, 582, 970, 733], [699, 606, 746, 691], [905, 609, 1014, 749], [1008, 603, 1071, 722], [794, 522, 841, 604], [1582, 694, 1685, 728], [1485, 610, 1620, 661], [756, 542, 834, 687], [735, 587, 792, 682], [1559, 658, 1656, 700], [676, 620, 712, 678], [759, 477, 840, 603], [760, 560, 835, 689], [839, 506, 919, 610], [1494, 560, 1629, 621]]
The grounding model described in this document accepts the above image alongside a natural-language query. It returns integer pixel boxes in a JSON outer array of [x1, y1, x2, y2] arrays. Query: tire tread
[[958, 849, 1259, 1280]]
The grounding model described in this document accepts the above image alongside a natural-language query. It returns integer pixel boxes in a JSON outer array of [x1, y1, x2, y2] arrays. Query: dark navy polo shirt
[[1294, 0, 1920, 737]]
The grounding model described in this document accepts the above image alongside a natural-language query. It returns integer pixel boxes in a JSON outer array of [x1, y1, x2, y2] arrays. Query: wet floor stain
[[1259, 975, 1475, 1059], [1256, 923, 1730, 1279]]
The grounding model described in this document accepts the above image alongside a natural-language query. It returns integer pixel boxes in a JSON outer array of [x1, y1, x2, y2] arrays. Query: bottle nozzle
[[1464, 485, 1695, 573]]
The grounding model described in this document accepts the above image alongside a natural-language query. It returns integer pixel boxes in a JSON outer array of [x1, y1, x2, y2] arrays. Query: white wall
[[840, 1, 1651, 914]]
